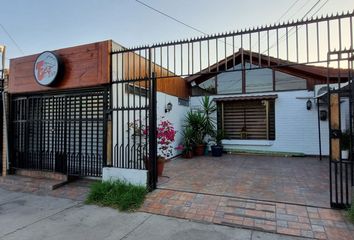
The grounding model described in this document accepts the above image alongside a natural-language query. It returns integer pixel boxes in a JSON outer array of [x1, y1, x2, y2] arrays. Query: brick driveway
[[158, 154, 329, 208], [141, 189, 354, 240]]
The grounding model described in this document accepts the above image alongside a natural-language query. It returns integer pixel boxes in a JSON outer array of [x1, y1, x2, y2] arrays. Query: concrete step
[[15, 169, 68, 181], [0, 175, 68, 191]]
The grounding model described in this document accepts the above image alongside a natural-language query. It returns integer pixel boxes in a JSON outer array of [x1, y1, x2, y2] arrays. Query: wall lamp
[[306, 99, 312, 110], [165, 102, 173, 113], [320, 110, 327, 121]]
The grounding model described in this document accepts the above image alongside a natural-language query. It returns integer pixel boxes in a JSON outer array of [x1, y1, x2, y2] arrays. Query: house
[[3, 41, 351, 187], [186, 49, 350, 156]]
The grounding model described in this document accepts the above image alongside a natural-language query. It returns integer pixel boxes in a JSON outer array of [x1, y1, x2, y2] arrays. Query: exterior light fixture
[[320, 110, 327, 121], [306, 99, 312, 110], [165, 102, 173, 113]]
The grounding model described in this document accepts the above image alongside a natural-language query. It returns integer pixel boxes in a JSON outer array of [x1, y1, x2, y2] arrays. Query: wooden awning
[[213, 94, 278, 102]]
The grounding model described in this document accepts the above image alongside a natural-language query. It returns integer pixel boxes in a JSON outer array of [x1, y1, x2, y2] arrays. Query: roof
[[213, 94, 278, 102], [185, 49, 351, 84]]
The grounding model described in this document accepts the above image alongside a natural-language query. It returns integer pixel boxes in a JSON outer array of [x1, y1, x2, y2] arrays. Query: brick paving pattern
[[141, 189, 354, 240], [158, 155, 330, 207]]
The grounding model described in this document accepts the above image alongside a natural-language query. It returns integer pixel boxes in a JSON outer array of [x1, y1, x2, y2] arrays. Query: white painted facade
[[102, 167, 148, 186], [156, 92, 189, 157], [191, 90, 349, 156]]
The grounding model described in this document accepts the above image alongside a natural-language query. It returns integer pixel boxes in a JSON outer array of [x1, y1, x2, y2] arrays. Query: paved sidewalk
[[0, 187, 306, 240], [0, 177, 91, 201], [141, 189, 354, 240]]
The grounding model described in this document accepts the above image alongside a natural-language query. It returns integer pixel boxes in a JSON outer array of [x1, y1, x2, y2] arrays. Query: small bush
[[85, 180, 147, 211], [347, 203, 354, 223]]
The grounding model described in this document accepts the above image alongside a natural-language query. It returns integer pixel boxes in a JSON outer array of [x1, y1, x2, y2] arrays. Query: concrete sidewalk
[[0, 187, 307, 240]]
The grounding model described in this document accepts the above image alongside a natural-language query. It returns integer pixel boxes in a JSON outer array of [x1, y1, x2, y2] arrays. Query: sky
[[0, 0, 353, 67]]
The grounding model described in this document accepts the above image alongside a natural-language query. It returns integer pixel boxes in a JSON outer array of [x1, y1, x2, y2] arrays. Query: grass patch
[[85, 180, 147, 211], [347, 202, 354, 223]]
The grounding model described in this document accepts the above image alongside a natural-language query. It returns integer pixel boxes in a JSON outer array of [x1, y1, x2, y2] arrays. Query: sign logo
[[34, 51, 60, 86]]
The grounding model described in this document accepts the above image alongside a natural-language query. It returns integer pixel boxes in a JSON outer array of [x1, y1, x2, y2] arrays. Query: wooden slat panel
[[123, 52, 189, 99], [330, 93, 340, 161], [9, 41, 111, 94]]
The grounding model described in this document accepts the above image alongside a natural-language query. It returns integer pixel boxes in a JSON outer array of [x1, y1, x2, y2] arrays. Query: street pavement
[[0, 187, 308, 240]]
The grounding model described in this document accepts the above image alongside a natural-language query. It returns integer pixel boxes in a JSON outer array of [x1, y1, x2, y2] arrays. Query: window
[[245, 63, 273, 93], [217, 64, 242, 94], [178, 98, 189, 106], [192, 76, 216, 95], [218, 100, 275, 140], [275, 71, 307, 91]]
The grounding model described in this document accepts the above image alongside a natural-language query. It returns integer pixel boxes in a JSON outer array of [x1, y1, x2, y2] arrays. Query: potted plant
[[184, 111, 206, 156], [201, 95, 217, 138], [157, 119, 176, 176], [341, 129, 351, 159], [211, 130, 225, 157], [176, 126, 194, 158], [176, 144, 193, 158]]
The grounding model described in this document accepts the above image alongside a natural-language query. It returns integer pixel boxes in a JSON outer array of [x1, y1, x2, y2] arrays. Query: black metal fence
[[327, 50, 354, 208], [109, 48, 158, 188], [11, 88, 109, 177], [113, 11, 353, 80]]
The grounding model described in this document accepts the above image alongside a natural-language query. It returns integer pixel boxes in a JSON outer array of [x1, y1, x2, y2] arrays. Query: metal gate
[[327, 49, 354, 208], [0, 77, 3, 175], [10, 88, 109, 177], [109, 48, 158, 189]]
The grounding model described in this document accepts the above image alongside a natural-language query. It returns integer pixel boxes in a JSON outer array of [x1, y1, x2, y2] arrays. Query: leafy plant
[[347, 201, 354, 223], [176, 126, 194, 153], [184, 111, 206, 145], [157, 119, 176, 158], [86, 180, 147, 211], [214, 129, 225, 145], [200, 95, 217, 137]]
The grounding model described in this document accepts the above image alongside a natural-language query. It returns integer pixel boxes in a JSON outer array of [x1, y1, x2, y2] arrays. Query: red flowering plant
[[157, 119, 176, 160]]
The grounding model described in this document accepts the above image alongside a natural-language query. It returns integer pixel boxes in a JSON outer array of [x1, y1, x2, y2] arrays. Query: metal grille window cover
[[11, 88, 108, 177]]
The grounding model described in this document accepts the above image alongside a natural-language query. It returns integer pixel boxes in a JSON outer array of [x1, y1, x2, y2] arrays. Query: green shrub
[[347, 202, 354, 223], [85, 180, 147, 211]]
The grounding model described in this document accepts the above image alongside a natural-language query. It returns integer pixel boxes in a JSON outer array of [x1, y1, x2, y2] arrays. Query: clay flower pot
[[183, 150, 193, 159], [157, 157, 165, 176], [194, 144, 205, 156]]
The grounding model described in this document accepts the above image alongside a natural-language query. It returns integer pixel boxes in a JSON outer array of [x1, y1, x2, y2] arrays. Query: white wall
[[190, 90, 348, 156], [102, 167, 148, 186], [156, 92, 189, 157], [110, 89, 188, 165]]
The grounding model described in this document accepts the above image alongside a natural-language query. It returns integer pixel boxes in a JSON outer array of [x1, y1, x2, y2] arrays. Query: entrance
[[110, 11, 354, 208], [10, 88, 109, 177]]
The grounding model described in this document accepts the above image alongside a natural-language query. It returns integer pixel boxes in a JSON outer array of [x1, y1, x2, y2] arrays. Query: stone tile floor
[[141, 189, 354, 240], [158, 154, 330, 208]]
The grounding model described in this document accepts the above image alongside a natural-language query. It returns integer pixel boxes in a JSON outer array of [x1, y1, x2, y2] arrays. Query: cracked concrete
[[0, 188, 307, 240]]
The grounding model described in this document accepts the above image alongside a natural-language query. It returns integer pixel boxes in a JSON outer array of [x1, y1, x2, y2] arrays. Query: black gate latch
[[330, 129, 341, 139]]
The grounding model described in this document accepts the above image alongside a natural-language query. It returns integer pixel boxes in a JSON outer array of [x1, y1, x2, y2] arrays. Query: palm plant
[[201, 95, 217, 137], [181, 126, 194, 152], [184, 110, 206, 145]]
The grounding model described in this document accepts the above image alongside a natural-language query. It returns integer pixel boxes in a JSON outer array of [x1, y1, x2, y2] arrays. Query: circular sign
[[34, 51, 60, 86]]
